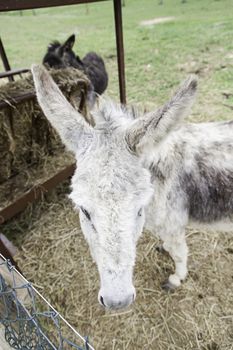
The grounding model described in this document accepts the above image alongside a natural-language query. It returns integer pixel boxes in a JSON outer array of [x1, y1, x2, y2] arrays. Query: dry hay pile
[[0, 68, 91, 209], [2, 186, 232, 350]]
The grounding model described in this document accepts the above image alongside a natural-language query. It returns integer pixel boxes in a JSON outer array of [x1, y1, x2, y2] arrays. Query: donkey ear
[[62, 34, 76, 51], [31, 64, 94, 153], [126, 75, 197, 153]]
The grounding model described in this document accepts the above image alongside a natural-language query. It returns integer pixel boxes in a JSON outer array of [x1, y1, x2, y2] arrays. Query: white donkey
[[32, 65, 233, 310]]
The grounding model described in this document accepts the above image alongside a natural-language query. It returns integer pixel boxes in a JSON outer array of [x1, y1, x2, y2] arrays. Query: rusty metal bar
[[0, 234, 22, 272], [0, 163, 76, 225], [0, 92, 35, 109], [0, 68, 29, 79], [0, 0, 107, 11], [113, 0, 126, 104], [0, 38, 14, 82]]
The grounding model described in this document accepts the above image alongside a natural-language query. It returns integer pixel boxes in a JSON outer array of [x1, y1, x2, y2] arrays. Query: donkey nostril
[[100, 296, 105, 307]]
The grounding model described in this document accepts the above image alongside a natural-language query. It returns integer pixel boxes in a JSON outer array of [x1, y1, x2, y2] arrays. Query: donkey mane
[[47, 41, 61, 51], [92, 98, 141, 129]]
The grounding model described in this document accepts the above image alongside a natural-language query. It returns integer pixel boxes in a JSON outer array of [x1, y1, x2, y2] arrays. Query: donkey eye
[[138, 208, 143, 217], [80, 207, 91, 221]]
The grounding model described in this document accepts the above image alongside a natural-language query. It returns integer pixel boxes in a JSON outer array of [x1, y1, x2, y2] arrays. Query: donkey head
[[43, 34, 83, 70], [32, 65, 197, 310]]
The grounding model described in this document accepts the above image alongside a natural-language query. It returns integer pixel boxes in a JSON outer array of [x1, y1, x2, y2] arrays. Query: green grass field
[[0, 0, 233, 110], [1, 1, 233, 349]]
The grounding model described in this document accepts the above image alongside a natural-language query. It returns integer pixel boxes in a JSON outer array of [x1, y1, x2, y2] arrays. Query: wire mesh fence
[[0, 254, 95, 350]]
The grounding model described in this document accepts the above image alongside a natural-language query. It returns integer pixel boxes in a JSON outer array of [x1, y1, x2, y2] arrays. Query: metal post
[[113, 0, 126, 104], [0, 37, 14, 81]]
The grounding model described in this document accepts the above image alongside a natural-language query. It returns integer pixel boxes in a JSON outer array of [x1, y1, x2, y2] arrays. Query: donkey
[[32, 64, 233, 310], [43, 34, 108, 97]]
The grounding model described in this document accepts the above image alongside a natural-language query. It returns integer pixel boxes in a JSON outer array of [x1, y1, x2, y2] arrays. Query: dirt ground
[[140, 17, 175, 26]]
